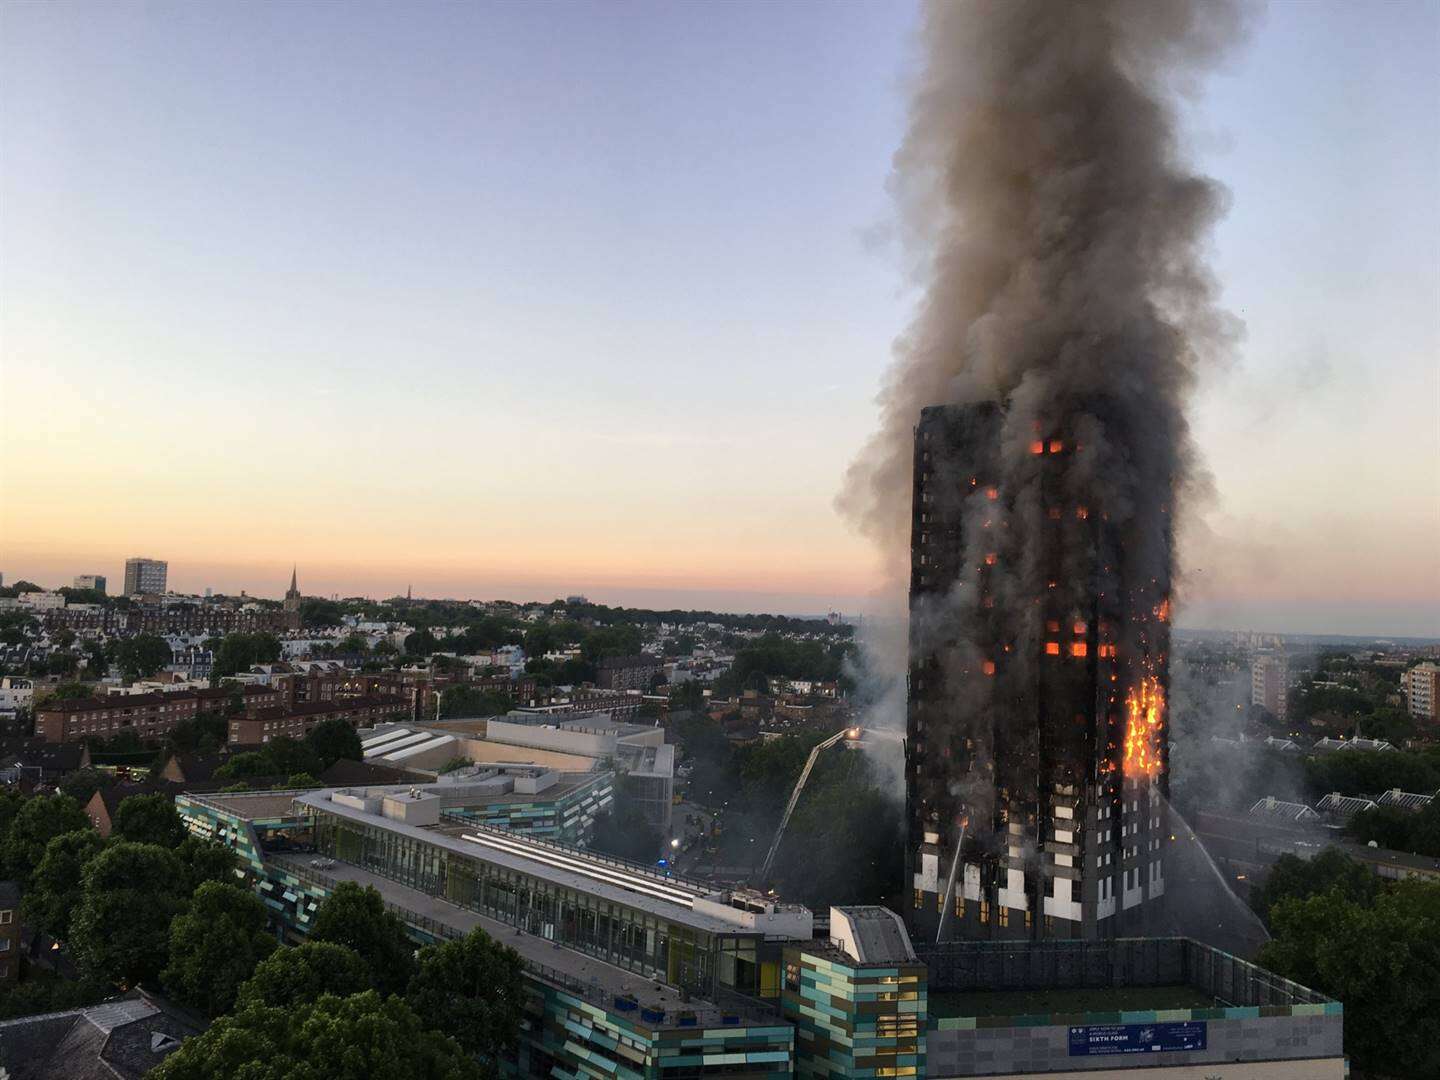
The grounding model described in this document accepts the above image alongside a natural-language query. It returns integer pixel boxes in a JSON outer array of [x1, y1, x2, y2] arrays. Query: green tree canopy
[[404, 629, 439, 656], [309, 882, 417, 996], [406, 926, 525, 1061], [439, 685, 514, 720], [59, 767, 113, 805], [177, 836, 242, 895], [2, 793, 90, 886], [212, 632, 283, 680], [163, 881, 278, 1016], [1249, 848, 1380, 926], [1349, 799, 1440, 857], [114, 633, 174, 681], [113, 793, 189, 848], [305, 717, 363, 769], [164, 711, 229, 754], [237, 941, 373, 1011], [298, 597, 344, 628], [1259, 880, 1440, 1078], [148, 991, 482, 1080], [214, 738, 322, 783], [71, 842, 189, 985], [22, 829, 105, 940]]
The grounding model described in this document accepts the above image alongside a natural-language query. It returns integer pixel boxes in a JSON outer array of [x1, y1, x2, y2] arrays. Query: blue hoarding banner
[[1068, 1021, 1207, 1056]]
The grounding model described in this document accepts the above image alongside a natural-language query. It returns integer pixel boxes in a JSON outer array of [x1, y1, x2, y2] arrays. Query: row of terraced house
[[33, 684, 408, 745]]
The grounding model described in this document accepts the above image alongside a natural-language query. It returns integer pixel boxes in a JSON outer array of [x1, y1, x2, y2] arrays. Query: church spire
[[284, 565, 301, 613]]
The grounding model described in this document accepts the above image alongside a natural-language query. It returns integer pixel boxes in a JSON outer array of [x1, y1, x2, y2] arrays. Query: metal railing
[[916, 936, 1334, 1009]]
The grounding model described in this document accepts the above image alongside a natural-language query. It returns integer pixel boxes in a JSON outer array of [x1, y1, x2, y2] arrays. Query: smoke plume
[[841, 0, 1246, 578]]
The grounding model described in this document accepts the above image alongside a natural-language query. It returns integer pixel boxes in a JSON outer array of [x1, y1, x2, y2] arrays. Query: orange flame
[[1123, 676, 1164, 777]]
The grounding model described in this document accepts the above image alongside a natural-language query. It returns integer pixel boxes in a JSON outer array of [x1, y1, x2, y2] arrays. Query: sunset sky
[[2, 1, 1436, 635]]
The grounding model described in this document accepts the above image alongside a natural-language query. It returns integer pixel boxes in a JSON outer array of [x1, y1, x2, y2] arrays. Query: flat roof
[[269, 854, 776, 1028], [293, 789, 750, 936], [182, 791, 309, 821]]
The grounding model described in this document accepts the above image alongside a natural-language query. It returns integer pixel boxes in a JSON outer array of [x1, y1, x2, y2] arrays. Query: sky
[[1, 1, 1436, 634]]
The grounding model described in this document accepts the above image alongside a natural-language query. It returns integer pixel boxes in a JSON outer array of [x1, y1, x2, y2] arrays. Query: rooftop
[[270, 854, 777, 1029], [290, 785, 808, 936]]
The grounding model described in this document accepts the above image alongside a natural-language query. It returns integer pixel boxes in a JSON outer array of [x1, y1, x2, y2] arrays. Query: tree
[[163, 881, 278, 1016], [1259, 881, 1440, 1078], [2, 793, 90, 886], [1349, 799, 1440, 858], [71, 842, 189, 985], [22, 829, 105, 940], [439, 685, 513, 720], [148, 991, 482, 1080], [85, 641, 109, 677], [43, 680, 94, 704], [114, 633, 173, 681], [237, 941, 373, 1011], [113, 793, 189, 848], [59, 767, 113, 804], [177, 836, 242, 895], [214, 738, 321, 783], [305, 717, 363, 769], [309, 882, 416, 996], [337, 633, 369, 655], [212, 632, 283, 680], [1250, 848, 1380, 925], [404, 629, 439, 656], [406, 926, 525, 1061], [165, 711, 228, 753], [298, 597, 344, 628]]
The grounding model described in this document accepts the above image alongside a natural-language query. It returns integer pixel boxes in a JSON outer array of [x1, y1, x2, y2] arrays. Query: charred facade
[[905, 404, 1170, 943]]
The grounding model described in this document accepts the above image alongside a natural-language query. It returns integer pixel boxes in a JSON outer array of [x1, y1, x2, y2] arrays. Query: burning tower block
[[905, 403, 1171, 942]]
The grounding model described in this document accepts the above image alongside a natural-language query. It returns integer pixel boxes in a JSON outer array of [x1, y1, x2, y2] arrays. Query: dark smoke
[[841, 0, 1246, 580]]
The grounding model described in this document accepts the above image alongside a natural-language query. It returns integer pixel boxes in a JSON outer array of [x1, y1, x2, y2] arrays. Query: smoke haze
[[841, 0, 1247, 584]]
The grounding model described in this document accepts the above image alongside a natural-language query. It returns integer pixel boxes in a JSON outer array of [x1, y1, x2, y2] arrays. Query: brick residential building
[[0, 880, 19, 985], [44, 605, 300, 635], [35, 685, 284, 744], [594, 654, 664, 692], [227, 694, 410, 744]]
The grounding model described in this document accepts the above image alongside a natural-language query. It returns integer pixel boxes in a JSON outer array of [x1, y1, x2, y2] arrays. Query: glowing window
[[1074, 621, 1087, 635], [1049, 439, 1063, 452], [1030, 441, 1044, 455], [982, 660, 996, 676], [984, 553, 997, 566], [1046, 620, 1060, 633], [1046, 642, 1060, 656], [986, 487, 999, 500], [1071, 642, 1088, 658]]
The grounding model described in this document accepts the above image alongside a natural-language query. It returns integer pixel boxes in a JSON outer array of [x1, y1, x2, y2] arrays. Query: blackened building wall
[[905, 404, 1169, 945]]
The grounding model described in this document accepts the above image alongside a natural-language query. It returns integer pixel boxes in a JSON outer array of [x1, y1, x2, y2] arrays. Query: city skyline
[[2, 1, 1437, 635]]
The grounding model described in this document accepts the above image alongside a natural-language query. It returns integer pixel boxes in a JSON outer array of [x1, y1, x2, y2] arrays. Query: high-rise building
[[73, 574, 107, 594], [905, 404, 1170, 943], [1251, 651, 1289, 720], [283, 566, 302, 614], [123, 557, 167, 596], [1404, 662, 1439, 723]]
